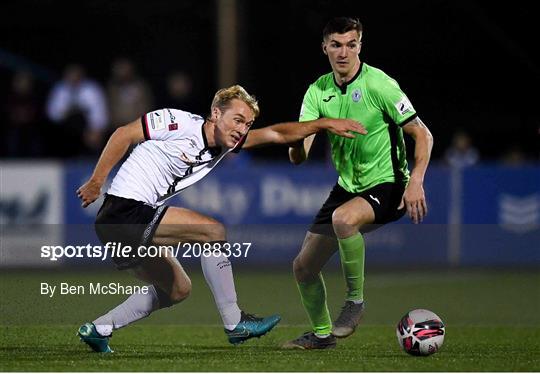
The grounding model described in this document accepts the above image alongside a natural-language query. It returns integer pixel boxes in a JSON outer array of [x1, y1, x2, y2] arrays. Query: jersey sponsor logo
[[168, 123, 178, 131], [369, 194, 381, 205], [323, 95, 336, 102], [351, 89, 361, 102], [149, 111, 166, 130], [395, 96, 414, 116], [166, 108, 176, 122]]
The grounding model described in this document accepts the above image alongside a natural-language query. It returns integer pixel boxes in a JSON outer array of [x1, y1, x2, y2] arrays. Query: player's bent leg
[[284, 232, 338, 349], [293, 232, 337, 283], [331, 197, 375, 338], [198, 246, 281, 344], [200, 246, 280, 344], [131, 253, 192, 305], [79, 253, 190, 353], [332, 196, 375, 239], [153, 206, 226, 244], [154, 207, 281, 344]]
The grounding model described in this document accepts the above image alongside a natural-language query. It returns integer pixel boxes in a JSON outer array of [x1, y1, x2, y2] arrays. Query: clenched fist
[[76, 179, 103, 208]]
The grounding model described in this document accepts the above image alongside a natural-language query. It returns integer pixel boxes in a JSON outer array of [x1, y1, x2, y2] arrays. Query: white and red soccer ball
[[396, 309, 445, 356]]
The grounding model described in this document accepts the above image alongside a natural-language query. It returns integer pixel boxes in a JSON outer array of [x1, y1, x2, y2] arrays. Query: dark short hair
[[322, 17, 363, 40]]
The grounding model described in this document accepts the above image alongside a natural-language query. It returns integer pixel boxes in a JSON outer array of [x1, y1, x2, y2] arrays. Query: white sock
[[93, 285, 161, 336], [201, 252, 242, 330]]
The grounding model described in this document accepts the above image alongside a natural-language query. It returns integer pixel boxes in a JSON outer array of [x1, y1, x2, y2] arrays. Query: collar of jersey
[[333, 61, 363, 95], [201, 122, 222, 157]]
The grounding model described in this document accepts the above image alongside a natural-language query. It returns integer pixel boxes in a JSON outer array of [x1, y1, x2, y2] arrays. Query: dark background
[[1, 0, 538, 161]]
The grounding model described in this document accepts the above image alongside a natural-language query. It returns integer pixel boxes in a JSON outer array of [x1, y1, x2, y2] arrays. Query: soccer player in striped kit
[[76, 84, 366, 352]]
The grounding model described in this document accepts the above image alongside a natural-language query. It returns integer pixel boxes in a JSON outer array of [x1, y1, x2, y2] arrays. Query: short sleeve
[[299, 85, 321, 122], [371, 77, 417, 126], [141, 109, 185, 140]]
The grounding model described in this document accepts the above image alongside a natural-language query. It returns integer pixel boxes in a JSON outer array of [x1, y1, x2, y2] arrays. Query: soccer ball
[[396, 309, 445, 356]]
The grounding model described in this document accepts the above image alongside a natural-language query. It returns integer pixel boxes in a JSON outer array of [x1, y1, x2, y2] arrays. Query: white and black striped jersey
[[107, 108, 242, 206]]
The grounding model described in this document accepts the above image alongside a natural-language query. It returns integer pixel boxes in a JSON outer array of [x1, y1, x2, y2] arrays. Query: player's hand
[[325, 118, 367, 138], [76, 179, 102, 208], [399, 179, 428, 224]]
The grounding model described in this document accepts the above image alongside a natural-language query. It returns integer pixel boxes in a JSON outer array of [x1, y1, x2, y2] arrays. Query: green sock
[[338, 232, 365, 301], [297, 274, 332, 335]]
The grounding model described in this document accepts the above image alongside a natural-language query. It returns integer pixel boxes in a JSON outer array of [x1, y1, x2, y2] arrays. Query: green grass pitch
[[1, 268, 539, 371]]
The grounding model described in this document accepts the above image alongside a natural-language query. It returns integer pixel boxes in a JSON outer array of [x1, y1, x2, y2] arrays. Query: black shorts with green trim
[[95, 194, 169, 270], [309, 182, 406, 237]]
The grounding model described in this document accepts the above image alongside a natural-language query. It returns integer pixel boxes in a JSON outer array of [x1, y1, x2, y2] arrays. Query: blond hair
[[211, 85, 260, 118]]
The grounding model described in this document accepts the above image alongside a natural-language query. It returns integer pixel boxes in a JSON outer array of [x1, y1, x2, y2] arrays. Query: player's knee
[[293, 256, 315, 282], [170, 279, 192, 304], [332, 207, 360, 236], [176, 217, 226, 242], [332, 206, 356, 227], [202, 219, 226, 242]]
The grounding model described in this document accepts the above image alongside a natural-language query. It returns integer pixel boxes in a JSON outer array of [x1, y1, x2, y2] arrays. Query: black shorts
[[95, 194, 169, 270], [309, 182, 406, 237]]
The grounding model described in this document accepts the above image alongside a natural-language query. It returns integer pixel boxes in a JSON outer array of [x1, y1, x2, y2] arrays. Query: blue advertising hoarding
[[58, 161, 539, 267]]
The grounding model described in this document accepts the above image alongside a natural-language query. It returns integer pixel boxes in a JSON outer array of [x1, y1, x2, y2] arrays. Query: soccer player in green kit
[[283, 17, 434, 349]]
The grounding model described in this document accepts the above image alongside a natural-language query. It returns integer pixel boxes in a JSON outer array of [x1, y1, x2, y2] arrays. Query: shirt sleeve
[[371, 76, 417, 126], [141, 109, 185, 140], [299, 84, 321, 122]]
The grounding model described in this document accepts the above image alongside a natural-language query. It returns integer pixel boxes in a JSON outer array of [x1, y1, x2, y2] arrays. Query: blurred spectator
[[107, 58, 153, 129], [161, 71, 204, 115], [3, 71, 45, 157], [444, 130, 479, 168], [46, 64, 108, 157]]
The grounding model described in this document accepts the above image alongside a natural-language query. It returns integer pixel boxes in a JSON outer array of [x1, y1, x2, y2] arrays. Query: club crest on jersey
[[168, 123, 178, 131], [351, 89, 362, 102], [167, 108, 176, 122]]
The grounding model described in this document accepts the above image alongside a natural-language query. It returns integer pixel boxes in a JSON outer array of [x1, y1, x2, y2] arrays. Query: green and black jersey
[[300, 62, 416, 193]]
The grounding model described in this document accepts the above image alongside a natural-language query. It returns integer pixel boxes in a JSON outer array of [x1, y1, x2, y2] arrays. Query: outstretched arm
[[242, 118, 366, 149], [288, 134, 316, 165], [400, 117, 434, 223], [76, 119, 145, 207]]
